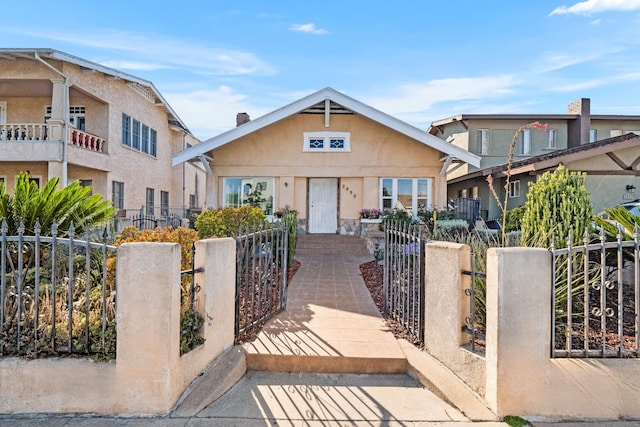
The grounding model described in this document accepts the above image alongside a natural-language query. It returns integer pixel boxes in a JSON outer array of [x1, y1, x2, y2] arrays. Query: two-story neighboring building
[[428, 98, 640, 220], [0, 48, 205, 226]]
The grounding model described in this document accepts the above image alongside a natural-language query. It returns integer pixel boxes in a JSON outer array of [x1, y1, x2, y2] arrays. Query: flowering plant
[[359, 208, 383, 219]]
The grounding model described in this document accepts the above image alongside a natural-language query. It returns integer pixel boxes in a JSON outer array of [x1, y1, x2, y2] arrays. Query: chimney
[[567, 98, 591, 147], [236, 112, 250, 127]]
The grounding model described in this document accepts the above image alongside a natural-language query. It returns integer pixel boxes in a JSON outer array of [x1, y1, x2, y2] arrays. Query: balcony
[[0, 123, 106, 154]]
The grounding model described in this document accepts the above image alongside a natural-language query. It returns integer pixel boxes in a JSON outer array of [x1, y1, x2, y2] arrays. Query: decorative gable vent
[[127, 82, 156, 104]]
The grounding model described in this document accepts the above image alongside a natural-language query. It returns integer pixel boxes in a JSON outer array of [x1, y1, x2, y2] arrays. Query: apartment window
[[223, 177, 274, 215], [546, 129, 557, 149], [380, 178, 432, 216], [45, 105, 85, 130], [146, 188, 155, 216], [150, 129, 157, 157], [79, 179, 93, 196], [303, 132, 351, 152], [518, 129, 531, 155], [132, 119, 141, 150], [112, 181, 124, 210], [141, 124, 149, 153], [189, 194, 197, 209], [610, 129, 623, 137], [508, 180, 520, 198], [477, 129, 489, 155], [589, 129, 597, 143], [161, 191, 169, 216], [121, 113, 157, 157], [122, 114, 131, 147]]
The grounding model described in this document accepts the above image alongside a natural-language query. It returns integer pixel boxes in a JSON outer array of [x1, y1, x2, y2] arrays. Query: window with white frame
[[303, 132, 351, 152], [518, 129, 531, 155], [508, 180, 520, 198], [45, 105, 85, 130], [146, 188, 155, 216], [477, 129, 489, 155], [610, 129, 623, 137], [380, 178, 432, 216], [546, 129, 557, 149], [589, 129, 597, 142], [223, 177, 275, 215]]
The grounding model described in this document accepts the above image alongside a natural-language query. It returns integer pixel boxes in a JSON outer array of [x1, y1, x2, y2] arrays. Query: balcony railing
[[70, 128, 105, 152], [0, 123, 48, 141], [0, 123, 105, 153]]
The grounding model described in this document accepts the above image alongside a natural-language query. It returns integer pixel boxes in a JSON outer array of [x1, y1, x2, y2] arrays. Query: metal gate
[[383, 220, 426, 343]]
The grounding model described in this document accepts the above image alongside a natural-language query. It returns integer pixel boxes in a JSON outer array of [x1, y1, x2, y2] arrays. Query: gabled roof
[[448, 132, 640, 184], [172, 87, 481, 167], [0, 48, 192, 135]]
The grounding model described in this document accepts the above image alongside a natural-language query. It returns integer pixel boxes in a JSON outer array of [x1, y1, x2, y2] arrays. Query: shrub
[[504, 205, 525, 232], [0, 171, 116, 236], [194, 206, 267, 239]]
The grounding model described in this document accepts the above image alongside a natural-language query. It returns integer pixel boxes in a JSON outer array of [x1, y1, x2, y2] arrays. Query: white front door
[[308, 178, 338, 233]]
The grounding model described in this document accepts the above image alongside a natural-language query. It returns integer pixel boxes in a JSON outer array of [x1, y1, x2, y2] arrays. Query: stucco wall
[[0, 56, 206, 213], [0, 238, 236, 415], [210, 113, 446, 221]]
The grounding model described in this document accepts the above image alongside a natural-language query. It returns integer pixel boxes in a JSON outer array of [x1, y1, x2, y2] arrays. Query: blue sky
[[3, 0, 640, 140]]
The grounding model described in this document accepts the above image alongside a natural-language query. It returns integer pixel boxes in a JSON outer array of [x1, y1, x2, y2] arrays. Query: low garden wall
[[0, 238, 236, 415], [423, 243, 640, 420]]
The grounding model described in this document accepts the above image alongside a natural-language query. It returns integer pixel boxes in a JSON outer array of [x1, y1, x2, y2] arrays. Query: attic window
[[303, 132, 350, 152]]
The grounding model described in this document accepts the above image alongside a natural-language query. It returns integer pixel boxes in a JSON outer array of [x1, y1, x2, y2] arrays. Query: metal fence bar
[[180, 242, 204, 355], [382, 220, 425, 343], [0, 219, 117, 358], [234, 221, 288, 341], [552, 227, 639, 358]]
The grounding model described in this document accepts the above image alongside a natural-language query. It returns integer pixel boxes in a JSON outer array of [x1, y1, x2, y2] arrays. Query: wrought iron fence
[[552, 228, 639, 358], [1, 220, 117, 358], [234, 221, 288, 342], [383, 220, 426, 343], [461, 247, 486, 353], [180, 243, 204, 355]]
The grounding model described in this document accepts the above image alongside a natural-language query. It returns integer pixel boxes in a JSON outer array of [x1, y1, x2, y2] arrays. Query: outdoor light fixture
[[626, 184, 636, 193]]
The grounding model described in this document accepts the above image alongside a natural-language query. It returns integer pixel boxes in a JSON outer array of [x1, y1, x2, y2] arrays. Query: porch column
[[47, 77, 66, 141], [204, 167, 217, 209], [435, 175, 447, 209]]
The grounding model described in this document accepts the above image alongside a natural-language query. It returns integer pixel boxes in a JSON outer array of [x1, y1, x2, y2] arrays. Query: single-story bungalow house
[[173, 87, 480, 234]]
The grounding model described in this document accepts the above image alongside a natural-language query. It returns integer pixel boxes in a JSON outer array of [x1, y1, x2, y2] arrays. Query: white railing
[[0, 123, 48, 141], [0, 123, 106, 153]]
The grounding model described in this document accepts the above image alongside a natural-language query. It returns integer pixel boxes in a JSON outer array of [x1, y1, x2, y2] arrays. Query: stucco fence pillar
[[0, 238, 236, 415], [484, 247, 640, 420], [423, 241, 487, 395]]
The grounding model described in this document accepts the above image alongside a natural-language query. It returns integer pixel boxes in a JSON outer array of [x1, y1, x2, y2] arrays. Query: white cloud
[[550, 0, 640, 16], [164, 86, 272, 140], [535, 51, 603, 72], [590, 18, 602, 24], [13, 27, 277, 76], [289, 23, 328, 35], [99, 61, 168, 71], [363, 76, 520, 126]]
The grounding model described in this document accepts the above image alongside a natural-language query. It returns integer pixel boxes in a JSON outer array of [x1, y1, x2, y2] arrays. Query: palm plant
[[0, 172, 116, 236]]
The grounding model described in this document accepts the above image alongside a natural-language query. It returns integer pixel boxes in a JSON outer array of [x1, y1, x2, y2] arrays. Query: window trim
[[589, 129, 597, 143], [161, 190, 169, 216], [112, 181, 125, 210], [508, 180, 520, 198], [146, 188, 155, 216], [121, 113, 157, 157], [477, 129, 489, 155], [303, 132, 351, 152], [518, 129, 531, 155], [546, 129, 557, 149], [380, 178, 433, 216], [222, 177, 275, 216]]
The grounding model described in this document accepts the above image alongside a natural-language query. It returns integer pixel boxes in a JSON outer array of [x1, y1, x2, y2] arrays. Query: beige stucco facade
[[175, 88, 480, 234], [0, 49, 205, 220]]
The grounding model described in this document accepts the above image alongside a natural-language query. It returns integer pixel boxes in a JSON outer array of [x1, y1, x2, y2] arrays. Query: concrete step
[[295, 234, 370, 255]]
